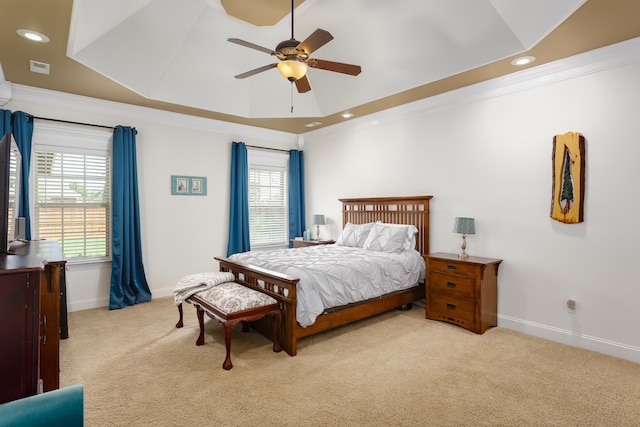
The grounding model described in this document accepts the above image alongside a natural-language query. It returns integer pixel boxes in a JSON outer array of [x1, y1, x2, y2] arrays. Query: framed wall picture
[[171, 175, 207, 196]]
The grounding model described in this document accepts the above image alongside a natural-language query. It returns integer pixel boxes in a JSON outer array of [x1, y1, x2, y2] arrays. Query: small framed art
[[171, 175, 207, 196]]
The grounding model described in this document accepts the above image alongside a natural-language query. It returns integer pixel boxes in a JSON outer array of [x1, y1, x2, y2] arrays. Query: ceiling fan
[[228, 0, 361, 94]]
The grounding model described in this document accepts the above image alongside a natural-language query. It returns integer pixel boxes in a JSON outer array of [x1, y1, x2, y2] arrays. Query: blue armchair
[[0, 384, 84, 427]]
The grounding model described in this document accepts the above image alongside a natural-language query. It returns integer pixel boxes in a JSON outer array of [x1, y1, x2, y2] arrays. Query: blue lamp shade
[[312, 214, 326, 226], [453, 217, 475, 235]]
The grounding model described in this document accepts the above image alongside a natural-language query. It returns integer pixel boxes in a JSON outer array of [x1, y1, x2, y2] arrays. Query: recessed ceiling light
[[511, 56, 535, 66], [17, 29, 50, 43], [305, 121, 322, 128], [341, 112, 353, 119]]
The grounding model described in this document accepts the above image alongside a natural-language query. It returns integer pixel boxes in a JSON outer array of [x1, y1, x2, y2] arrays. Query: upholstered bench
[[176, 281, 282, 370]]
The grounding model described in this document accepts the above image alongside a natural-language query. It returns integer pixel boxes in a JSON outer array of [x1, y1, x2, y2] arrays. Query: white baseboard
[[68, 297, 110, 312], [67, 287, 175, 312], [66, 295, 639, 364], [499, 315, 640, 364]]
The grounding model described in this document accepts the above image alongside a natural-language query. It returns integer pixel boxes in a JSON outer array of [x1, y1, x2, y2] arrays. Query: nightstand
[[291, 239, 335, 248], [424, 252, 502, 334]]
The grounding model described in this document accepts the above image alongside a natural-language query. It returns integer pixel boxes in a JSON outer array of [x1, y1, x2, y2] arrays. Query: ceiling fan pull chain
[[291, 82, 294, 113]]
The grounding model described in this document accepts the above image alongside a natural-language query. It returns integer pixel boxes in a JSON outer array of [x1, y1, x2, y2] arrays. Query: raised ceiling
[[2, 0, 640, 133]]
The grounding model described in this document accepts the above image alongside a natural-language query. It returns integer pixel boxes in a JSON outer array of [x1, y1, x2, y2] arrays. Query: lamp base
[[458, 234, 469, 259]]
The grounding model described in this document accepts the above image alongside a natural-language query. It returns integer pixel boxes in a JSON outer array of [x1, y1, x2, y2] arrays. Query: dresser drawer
[[429, 271, 475, 298], [428, 259, 477, 278], [427, 293, 475, 323]]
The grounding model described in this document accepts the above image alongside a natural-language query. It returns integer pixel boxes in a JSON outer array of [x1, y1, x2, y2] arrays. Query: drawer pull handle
[[40, 316, 47, 344], [446, 265, 456, 271], [446, 281, 457, 288], [446, 303, 457, 310]]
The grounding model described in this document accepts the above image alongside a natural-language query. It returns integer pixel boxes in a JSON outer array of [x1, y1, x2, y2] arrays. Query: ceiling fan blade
[[308, 59, 362, 76], [296, 29, 333, 56], [234, 64, 278, 79], [228, 38, 275, 55], [295, 75, 311, 93]]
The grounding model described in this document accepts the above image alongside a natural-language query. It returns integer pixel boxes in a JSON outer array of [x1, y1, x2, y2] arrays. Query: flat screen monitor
[[0, 132, 21, 254]]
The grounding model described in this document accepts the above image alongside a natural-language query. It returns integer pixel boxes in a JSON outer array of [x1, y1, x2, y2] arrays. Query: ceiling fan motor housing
[[275, 38, 308, 60]]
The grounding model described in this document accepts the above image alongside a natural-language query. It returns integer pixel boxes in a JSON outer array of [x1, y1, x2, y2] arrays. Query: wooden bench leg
[[195, 306, 205, 346], [222, 321, 234, 370], [175, 303, 184, 328], [186, 296, 281, 370]]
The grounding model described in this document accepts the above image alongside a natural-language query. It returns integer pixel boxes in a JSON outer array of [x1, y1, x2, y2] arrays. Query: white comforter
[[228, 244, 425, 327]]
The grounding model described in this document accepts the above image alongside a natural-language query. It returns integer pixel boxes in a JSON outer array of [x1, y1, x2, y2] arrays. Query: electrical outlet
[[566, 298, 576, 312]]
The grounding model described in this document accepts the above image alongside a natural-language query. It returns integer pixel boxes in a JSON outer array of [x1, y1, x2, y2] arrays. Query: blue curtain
[[109, 126, 151, 309], [0, 109, 10, 134], [226, 141, 250, 256], [11, 111, 33, 239], [288, 150, 305, 247]]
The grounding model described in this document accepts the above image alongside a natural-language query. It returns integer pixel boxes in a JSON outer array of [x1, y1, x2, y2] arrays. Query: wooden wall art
[[550, 132, 585, 224]]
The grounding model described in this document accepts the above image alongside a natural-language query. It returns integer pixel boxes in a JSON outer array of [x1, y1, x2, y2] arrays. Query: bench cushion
[[196, 282, 277, 315]]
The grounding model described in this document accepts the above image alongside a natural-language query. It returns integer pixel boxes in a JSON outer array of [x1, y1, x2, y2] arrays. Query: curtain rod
[[27, 115, 116, 131], [245, 144, 291, 153]]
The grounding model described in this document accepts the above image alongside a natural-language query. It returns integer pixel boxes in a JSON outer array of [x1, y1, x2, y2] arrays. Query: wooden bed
[[215, 195, 432, 356]]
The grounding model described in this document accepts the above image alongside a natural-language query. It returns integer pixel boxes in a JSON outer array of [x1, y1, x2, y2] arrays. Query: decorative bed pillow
[[336, 222, 375, 248], [362, 222, 408, 253], [377, 222, 419, 251], [363, 222, 418, 253]]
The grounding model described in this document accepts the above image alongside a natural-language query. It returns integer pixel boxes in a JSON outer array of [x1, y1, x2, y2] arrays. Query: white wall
[[303, 39, 640, 362], [6, 88, 298, 310], [6, 36, 640, 363]]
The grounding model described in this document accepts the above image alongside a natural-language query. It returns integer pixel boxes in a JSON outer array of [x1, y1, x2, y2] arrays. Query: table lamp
[[453, 217, 475, 258], [312, 214, 325, 241]]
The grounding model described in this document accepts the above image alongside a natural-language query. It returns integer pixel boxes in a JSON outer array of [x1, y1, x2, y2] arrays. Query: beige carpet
[[60, 297, 640, 426]]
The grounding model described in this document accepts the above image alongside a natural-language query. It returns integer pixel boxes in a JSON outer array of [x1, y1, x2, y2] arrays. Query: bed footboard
[[215, 257, 300, 356]]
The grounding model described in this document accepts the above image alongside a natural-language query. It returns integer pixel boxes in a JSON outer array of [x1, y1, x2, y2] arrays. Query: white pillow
[[362, 222, 418, 253], [336, 222, 375, 248], [363, 222, 413, 253], [376, 222, 419, 251]]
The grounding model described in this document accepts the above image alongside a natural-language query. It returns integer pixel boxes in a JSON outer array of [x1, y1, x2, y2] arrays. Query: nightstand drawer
[[429, 271, 475, 298], [428, 259, 477, 278], [427, 293, 475, 323]]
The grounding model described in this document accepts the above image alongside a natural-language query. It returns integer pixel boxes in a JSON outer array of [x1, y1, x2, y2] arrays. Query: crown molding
[[10, 84, 298, 145], [304, 36, 640, 142], [9, 36, 640, 144]]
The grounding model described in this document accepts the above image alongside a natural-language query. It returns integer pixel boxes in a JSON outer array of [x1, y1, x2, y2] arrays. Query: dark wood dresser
[[0, 240, 66, 403], [425, 252, 502, 334]]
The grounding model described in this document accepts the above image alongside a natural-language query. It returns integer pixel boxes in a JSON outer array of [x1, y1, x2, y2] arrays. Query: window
[[248, 149, 288, 248], [32, 124, 111, 262]]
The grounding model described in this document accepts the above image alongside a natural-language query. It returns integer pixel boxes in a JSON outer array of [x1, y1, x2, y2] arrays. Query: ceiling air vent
[[29, 60, 50, 75]]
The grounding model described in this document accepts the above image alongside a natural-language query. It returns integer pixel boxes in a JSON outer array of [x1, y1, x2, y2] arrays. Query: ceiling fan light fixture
[[277, 60, 308, 82]]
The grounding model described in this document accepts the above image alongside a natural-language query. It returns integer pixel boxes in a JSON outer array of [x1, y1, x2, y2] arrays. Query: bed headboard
[[339, 196, 432, 256]]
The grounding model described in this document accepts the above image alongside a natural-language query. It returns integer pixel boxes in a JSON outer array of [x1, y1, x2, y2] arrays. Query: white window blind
[[7, 143, 20, 239], [34, 150, 110, 260], [248, 166, 286, 247]]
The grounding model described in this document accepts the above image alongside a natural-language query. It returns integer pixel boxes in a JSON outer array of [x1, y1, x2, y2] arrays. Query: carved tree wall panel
[[550, 132, 585, 224]]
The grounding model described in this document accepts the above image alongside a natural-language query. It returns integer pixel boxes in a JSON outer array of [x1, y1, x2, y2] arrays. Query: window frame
[[31, 123, 112, 264], [247, 148, 289, 249]]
